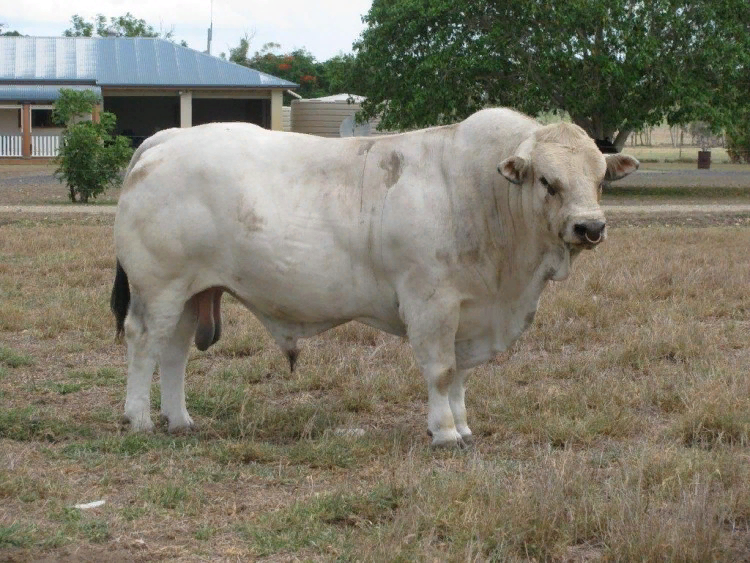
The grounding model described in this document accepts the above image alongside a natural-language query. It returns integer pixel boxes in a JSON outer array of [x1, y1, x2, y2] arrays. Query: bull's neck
[[485, 178, 565, 293]]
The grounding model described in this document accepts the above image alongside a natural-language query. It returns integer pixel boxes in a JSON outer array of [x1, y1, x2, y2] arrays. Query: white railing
[[31, 135, 61, 157], [0, 135, 22, 157]]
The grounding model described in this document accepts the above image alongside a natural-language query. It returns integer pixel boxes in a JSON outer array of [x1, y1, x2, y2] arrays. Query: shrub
[[53, 89, 133, 203]]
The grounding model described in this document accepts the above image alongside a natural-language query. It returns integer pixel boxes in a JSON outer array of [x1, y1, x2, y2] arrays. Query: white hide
[[114, 107, 638, 446]]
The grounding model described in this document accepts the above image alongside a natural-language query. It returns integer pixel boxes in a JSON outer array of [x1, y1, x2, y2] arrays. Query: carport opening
[[105, 96, 179, 147], [192, 98, 270, 129]]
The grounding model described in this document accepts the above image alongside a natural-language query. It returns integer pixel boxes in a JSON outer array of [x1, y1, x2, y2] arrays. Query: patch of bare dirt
[[0, 164, 121, 206]]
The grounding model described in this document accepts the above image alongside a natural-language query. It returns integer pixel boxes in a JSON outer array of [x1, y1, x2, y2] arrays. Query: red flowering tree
[[224, 39, 337, 100]]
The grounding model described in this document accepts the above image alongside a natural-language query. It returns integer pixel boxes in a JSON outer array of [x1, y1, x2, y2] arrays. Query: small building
[[290, 94, 384, 138], [0, 36, 297, 160]]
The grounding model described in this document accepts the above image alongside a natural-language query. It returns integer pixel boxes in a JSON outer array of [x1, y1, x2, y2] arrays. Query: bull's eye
[[540, 176, 557, 196]]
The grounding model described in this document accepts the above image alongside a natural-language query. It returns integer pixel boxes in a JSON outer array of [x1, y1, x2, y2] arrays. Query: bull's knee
[[124, 313, 145, 345]]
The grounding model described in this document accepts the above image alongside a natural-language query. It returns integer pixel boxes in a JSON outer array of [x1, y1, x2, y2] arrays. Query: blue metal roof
[[0, 36, 297, 89], [0, 84, 102, 102]]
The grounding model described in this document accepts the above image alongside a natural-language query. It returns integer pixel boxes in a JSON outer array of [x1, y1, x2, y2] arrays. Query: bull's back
[[115, 124, 413, 323]]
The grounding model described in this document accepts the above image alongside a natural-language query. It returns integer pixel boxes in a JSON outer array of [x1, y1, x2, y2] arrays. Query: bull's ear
[[605, 154, 639, 181], [498, 156, 528, 185]]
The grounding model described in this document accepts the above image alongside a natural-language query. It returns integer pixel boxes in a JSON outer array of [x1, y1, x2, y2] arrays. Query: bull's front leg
[[449, 369, 473, 443], [402, 293, 465, 448]]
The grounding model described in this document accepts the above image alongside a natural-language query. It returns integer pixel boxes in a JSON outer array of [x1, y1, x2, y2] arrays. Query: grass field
[[1, 211, 749, 561], [624, 146, 732, 164]]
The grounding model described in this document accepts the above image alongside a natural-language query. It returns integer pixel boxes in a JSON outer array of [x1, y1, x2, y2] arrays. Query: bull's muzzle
[[573, 220, 606, 245]]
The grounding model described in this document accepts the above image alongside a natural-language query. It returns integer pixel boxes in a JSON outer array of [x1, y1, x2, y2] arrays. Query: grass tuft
[[0, 522, 35, 548], [240, 484, 403, 557], [0, 407, 92, 442], [0, 345, 34, 368]]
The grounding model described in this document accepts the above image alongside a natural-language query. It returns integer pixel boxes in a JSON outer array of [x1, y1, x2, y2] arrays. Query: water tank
[[290, 94, 382, 138]]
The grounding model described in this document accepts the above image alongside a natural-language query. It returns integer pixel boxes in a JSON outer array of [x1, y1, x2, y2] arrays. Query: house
[[0, 36, 298, 160]]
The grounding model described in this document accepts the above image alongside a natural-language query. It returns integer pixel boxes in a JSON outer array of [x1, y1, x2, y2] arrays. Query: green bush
[[53, 89, 133, 203]]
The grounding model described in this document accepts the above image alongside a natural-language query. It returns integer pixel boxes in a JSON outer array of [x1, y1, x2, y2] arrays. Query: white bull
[[111, 108, 638, 447]]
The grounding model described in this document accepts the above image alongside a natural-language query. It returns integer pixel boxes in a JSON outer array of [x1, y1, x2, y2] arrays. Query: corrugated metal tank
[[290, 94, 383, 137], [282, 106, 291, 132]]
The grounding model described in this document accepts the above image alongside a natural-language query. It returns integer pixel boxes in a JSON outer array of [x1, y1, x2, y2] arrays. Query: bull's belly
[[216, 246, 402, 334]]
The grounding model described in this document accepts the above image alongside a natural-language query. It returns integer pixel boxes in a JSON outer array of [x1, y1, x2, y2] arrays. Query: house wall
[[0, 108, 20, 136]]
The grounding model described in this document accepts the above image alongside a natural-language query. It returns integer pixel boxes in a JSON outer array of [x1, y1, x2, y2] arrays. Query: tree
[[726, 108, 750, 163], [225, 40, 331, 99], [0, 22, 23, 36], [352, 0, 750, 150], [53, 90, 133, 203], [322, 54, 358, 95], [64, 13, 174, 40]]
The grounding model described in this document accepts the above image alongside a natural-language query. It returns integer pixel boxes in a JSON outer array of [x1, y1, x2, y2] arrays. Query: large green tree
[[352, 0, 750, 150]]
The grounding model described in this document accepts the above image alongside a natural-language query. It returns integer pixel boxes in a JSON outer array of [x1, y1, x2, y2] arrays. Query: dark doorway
[[192, 99, 270, 128], [104, 96, 180, 147]]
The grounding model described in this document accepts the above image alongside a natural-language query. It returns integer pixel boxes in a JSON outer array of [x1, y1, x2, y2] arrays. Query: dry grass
[[1, 212, 750, 561]]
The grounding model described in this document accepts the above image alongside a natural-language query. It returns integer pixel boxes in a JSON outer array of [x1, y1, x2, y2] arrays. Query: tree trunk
[[613, 128, 632, 152], [573, 115, 631, 153]]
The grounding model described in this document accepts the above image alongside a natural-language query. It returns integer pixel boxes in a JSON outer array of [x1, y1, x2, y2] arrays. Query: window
[[31, 109, 55, 128]]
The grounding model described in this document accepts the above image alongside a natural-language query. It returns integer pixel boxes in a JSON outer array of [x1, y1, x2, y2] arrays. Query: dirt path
[[3, 203, 750, 215]]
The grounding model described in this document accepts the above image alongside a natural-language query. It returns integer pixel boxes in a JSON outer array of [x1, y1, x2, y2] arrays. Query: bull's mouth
[[561, 228, 607, 251], [562, 236, 602, 253]]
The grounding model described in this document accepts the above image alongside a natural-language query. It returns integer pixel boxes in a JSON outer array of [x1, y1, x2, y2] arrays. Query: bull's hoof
[[458, 430, 474, 444], [428, 428, 467, 449], [166, 414, 195, 434], [122, 413, 155, 433]]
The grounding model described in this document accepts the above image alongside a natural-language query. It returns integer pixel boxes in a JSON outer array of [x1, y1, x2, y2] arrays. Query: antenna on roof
[[206, 0, 213, 55]]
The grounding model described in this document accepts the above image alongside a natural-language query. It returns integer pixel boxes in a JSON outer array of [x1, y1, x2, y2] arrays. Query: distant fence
[[31, 135, 61, 157], [0, 135, 22, 157]]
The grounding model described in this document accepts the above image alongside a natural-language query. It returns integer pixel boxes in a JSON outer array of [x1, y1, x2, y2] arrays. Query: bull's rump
[[114, 123, 423, 325]]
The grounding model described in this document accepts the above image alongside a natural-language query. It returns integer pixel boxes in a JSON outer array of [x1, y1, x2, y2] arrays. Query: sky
[[4, 0, 374, 61]]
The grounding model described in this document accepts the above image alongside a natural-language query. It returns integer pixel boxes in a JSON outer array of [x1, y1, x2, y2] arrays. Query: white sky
[[5, 0, 373, 61]]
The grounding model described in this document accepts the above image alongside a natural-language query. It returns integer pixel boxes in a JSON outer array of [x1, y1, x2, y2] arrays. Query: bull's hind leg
[[123, 290, 188, 432], [159, 301, 199, 432], [123, 294, 157, 431]]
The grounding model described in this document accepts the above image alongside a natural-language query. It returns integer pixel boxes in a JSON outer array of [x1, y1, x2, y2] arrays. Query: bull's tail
[[110, 260, 130, 340]]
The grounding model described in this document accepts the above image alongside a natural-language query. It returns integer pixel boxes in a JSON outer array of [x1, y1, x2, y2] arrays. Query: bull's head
[[497, 123, 638, 277]]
